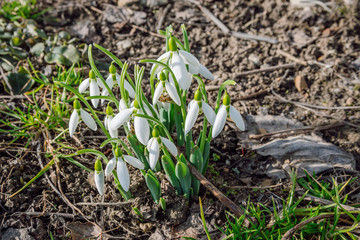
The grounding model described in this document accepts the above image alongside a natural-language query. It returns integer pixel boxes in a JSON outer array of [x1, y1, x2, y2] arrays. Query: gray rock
[[1, 228, 34, 240]]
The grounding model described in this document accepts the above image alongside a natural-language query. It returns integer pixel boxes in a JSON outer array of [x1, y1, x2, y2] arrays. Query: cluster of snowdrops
[[62, 25, 245, 205]]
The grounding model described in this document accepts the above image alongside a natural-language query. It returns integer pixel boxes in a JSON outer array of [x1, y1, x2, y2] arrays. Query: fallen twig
[[249, 122, 344, 139], [131, 24, 165, 38], [75, 200, 135, 206], [281, 214, 334, 240], [186, 163, 251, 227], [302, 194, 360, 212], [277, 49, 307, 66], [156, 4, 171, 30], [12, 211, 89, 219], [232, 31, 278, 44], [237, 63, 297, 78]]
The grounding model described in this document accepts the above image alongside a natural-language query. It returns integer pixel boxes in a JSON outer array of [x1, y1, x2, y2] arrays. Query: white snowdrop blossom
[[151, 37, 214, 91], [104, 105, 118, 138], [104, 148, 144, 192], [79, 70, 100, 108], [147, 128, 178, 170], [94, 159, 105, 195], [69, 99, 97, 137], [109, 99, 150, 145], [153, 71, 181, 106], [101, 73, 135, 104], [212, 92, 245, 138], [184, 90, 216, 135]]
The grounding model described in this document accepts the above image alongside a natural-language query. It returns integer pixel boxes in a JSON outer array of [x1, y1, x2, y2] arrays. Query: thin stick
[[0, 65, 14, 96], [156, 4, 171, 30], [131, 24, 165, 38], [232, 31, 278, 44], [75, 200, 134, 206], [12, 211, 89, 219], [277, 49, 307, 66], [249, 122, 344, 139], [0, 95, 27, 99], [281, 214, 335, 240], [237, 63, 297, 77], [186, 163, 250, 227], [186, 0, 230, 34], [302, 194, 360, 212]]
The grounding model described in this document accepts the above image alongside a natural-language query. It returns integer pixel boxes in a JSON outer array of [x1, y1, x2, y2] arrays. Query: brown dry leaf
[[322, 28, 331, 37], [67, 222, 102, 240], [294, 75, 308, 92]]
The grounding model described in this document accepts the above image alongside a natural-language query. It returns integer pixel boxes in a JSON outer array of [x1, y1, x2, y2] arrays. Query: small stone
[[117, 39, 132, 51], [346, 98, 353, 105], [294, 75, 308, 92]]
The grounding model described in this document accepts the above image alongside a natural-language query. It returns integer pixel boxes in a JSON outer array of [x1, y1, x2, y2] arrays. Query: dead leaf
[[67, 222, 102, 240], [322, 28, 331, 37], [294, 75, 308, 92], [253, 135, 355, 178]]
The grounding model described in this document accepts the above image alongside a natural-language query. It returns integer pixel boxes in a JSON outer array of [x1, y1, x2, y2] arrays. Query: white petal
[[162, 102, 170, 111], [95, 170, 105, 195], [134, 116, 149, 145], [153, 84, 163, 105], [212, 105, 227, 138], [179, 50, 200, 67], [199, 64, 214, 80], [104, 115, 109, 129], [187, 99, 196, 111], [90, 80, 100, 108], [104, 75, 113, 89], [147, 137, 154, 152], [165, 82, 181, 106], [97, 77, 106, 89], [149, 138, 160, 170], [119, 99, 127, 111], [109, 128, 118, 138], [160, 137, 178, 157], [189, 64, 200, 75], [116, 73, 135, 98], [151, 52, 171, 75], [229, 105, 245, 131], [202, 101, 216, 125], [124, 80, 135, 98], [184, 101, 199, 135], [117, 160, 130, 192], [79, 78, 90, 93], [171, 52, 191, 90], [123, 155, 144, 169], [80, 109, 97, 131], [69, 110, 79, 137], [105, 158, 116, 176], [109, 108, 133, 130], [156, 51, 171, 62]]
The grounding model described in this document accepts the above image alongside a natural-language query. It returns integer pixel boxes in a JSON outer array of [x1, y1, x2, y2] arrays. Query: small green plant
[[219, 171, 360, 239], [0, 0, 48, 22]]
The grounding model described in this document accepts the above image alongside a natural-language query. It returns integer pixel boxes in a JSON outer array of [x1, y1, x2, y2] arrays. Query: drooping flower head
[[147, 127, 178, 170], [151, 36, 214, 91], [109, 99, 150, 145], [104, 147, 144, 192], [104, 105, 118, 138], [94, 158, 105, 195], [184, 89, 216, 135], [69, 99, 97, 137], [79, 70, 100, 108], [212, 91, 245, 138]]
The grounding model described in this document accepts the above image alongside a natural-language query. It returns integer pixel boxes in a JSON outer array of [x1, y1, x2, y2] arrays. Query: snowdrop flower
[[109, 99, 150, 145], [151, 37, 214, 90], [104, 147, 144, 192], [104, 105, 118, 138], [69, 99, 97, 137], [94, 158, 105, 195], [79, 70, 100, 108], [212, 92, 245, 138], [101, 63, 135, 104], [184, 89, 216, 135], [153, 71, 181, 106], [147, 128, 178, 170]]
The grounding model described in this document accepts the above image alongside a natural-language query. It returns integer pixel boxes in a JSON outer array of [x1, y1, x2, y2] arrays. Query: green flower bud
[[152, 128, 160, 138], [223, 92, 230, 106], [169, 37, 177, 52], [134, 99, 140, 109], [159, 71, 166, 81], [194, 89, 202, 102], [94, 159, 102, 172], [106, 105, 113, 115], [73, 99, 81, 110], [115, 147, 122, 158], [89, 69, 96, 79], [109, 63, 116, 74]]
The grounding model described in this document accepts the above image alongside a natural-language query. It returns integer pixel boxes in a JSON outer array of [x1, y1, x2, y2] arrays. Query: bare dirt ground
[[1, 0, 360, 239]]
